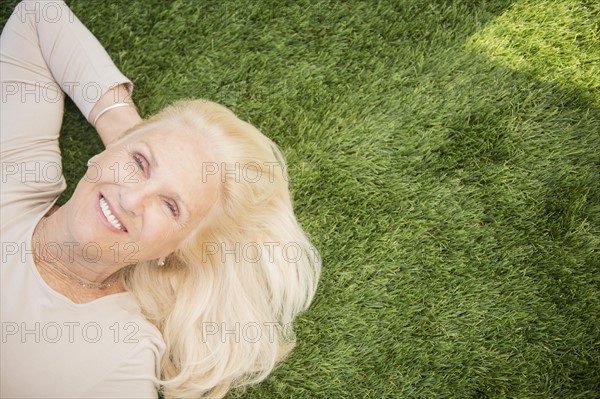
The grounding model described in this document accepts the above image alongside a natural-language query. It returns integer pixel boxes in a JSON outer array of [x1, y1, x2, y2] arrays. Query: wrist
[[94, 105, 143, 146], [89, 84, 142, 146], [92, 103, 135, 127]]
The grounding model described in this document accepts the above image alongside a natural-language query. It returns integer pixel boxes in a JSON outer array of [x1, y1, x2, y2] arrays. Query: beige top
[[0, 139, 165, 398], [1, 2, 165, 396], [1, 215, 165, 399]]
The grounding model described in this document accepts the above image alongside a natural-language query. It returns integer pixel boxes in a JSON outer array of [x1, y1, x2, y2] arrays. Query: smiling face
[[64, 127, 221, 265]]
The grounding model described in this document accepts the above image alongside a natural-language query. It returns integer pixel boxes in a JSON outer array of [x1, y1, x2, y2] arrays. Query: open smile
[[97, 193, 128, 233]]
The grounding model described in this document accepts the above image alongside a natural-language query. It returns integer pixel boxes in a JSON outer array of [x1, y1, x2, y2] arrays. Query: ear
[[87, 155, 99, 167]]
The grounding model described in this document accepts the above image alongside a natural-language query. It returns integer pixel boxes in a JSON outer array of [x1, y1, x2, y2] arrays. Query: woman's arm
[[1, 0, 142, 221], [89, 84, 143, 146], [10, 0, 141, 147]]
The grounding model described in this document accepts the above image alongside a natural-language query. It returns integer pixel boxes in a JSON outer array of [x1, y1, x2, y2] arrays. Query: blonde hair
[[121, 100, 320, 398]]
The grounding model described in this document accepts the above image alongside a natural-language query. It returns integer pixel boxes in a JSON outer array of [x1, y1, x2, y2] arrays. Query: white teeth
[[100, 196, 124, 231]]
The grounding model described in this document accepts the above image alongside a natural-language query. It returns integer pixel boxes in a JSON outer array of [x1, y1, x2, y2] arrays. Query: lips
[[98, 194, 128, 233]]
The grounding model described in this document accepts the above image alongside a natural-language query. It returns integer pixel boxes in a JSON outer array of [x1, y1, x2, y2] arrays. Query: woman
[[0, 1, 320, 398]]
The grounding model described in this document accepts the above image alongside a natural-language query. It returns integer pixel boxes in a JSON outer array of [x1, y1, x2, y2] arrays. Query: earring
[[157, 257, 165, 267]]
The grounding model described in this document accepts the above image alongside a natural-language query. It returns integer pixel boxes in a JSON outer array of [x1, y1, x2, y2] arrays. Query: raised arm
[[2, 0, 141, 148]]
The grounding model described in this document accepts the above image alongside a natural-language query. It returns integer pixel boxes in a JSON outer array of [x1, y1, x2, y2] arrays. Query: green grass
[[2, 0, 598, 397]]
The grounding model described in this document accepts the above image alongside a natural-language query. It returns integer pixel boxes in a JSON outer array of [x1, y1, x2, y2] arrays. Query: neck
[[34, 207, 123, 286]]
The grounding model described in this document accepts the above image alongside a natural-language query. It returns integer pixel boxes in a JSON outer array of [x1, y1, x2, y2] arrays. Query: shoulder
[[0, 291, 165, 398], [95, 292, 166, 352], [79, 335, 163, 398], [77, 294, 165, 398]]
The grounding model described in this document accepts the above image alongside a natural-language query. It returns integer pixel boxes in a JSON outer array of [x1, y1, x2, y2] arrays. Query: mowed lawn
[[1, 0, 598, 398]]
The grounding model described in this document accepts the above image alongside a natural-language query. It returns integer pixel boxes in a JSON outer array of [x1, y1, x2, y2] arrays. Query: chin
[[67, 210, 98, 246], [63, 190, 100, 243]]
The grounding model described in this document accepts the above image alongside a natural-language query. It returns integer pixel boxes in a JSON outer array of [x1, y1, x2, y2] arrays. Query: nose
[[118, 186, 150, 216]]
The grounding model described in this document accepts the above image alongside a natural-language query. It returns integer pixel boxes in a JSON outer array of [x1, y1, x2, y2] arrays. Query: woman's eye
[[165, 201, 179, 217], [132, 154, 147, 171]]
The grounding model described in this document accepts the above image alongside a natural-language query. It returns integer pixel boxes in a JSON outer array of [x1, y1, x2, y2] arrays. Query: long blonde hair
[[121, 100, 320, 398]]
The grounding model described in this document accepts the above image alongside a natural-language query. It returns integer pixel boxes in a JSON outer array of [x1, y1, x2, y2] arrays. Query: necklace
[[33, 217, 119, 290], [38, 257, 118, 289]]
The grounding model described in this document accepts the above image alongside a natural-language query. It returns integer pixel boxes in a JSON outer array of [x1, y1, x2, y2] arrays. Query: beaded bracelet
[[92, 102, 136, 128]]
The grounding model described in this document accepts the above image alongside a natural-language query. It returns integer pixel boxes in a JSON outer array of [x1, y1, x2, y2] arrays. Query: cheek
[[135, 239, 178, 261], [88, 149, 132, 184], [136, 216, 184, 256], [65, 197, 100, 244]]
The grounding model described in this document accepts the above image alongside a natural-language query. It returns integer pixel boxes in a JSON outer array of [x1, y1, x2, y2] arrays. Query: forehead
[[122, 127, 220, 221]]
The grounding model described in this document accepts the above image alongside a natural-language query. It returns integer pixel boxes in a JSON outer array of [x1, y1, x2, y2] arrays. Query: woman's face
[[64, 127, 220, 265]]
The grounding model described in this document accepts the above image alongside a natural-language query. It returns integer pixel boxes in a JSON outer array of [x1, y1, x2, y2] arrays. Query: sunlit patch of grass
[[469, 0, 599, 105]]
